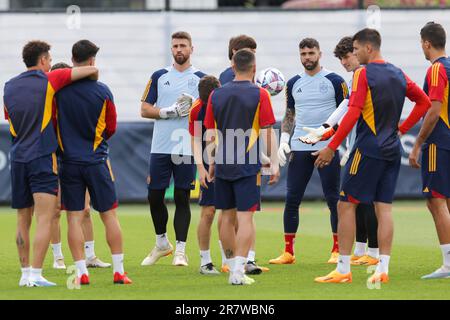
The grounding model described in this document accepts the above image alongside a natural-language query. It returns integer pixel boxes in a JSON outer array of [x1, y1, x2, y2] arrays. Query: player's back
[[354, 61, 407, 160], [208, 81, 274, 180], [4, 70, 59, 162], [56, 79, 116, 164], [212, 81, 260, 131]]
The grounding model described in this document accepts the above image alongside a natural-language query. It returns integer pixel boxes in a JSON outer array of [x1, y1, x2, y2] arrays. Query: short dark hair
[[421, 21, 446, 49], [352, 28, 382, 50], [22, 40, 51, 68], [228, 35, 257, 60], [172, 31, 192, 45], [72, 40, 99, 63], [198, 75, 220, 102], [334, 36, 354, 59], [299, 38, 320, 50], [232, 49, 256, 73], [51, 62, 71, 71]]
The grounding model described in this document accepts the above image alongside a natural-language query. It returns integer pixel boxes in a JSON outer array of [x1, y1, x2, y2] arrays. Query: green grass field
[[0, 200, 449, 300]]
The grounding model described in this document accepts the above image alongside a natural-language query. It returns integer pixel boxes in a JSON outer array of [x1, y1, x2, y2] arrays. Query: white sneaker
[[172, 251, 188, 266], [19, 275, 29, 287], [199, 263, 220, 275], [53, 258, 66, 269], [141, 243, 174, 266], [421, 265, 450, 279], [86, 256, 111, 268], [27, 276, 57, 287], [229, 272, 255, 285]]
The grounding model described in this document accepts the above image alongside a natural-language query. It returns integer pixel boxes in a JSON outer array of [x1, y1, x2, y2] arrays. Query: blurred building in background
[[2, 0, 450, 10]]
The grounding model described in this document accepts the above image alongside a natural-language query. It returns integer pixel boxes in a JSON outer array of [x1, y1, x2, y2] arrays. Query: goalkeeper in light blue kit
[[300, 37, 380, 267], [270, 38, 348, 265], [140, 31, 206, 267]]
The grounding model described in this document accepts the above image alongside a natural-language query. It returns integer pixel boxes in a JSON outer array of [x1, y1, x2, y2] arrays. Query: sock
[[440, 243, 450, 267], [247, 250, 256, 263], [52, 243, 64, 260], [219, 240, 228, 266], [84, 241, 96, 260], [354, 242, 366, 257], [173, 188, 191, 242], [29, 268, 43, 281], [112, 254, 124, 274], [228, 257, 236, 272], [233, 256, 247, 275], [332, 234, 339, 253], [337, 255, 351, 274], [200, 250, 212, 266], [284, 234, 295, 255], [21, 267, 31, 279], [376, 255, 390, 274], [367, 247, 379, 259], [75, 260, 88, 277], [176, 241, 186, 253], [156, 233, 169, 249]]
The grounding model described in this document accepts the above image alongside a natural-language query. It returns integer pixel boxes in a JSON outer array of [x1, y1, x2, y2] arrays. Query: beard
[[174, 53, 189, 65], [302, 60, 319, 71]]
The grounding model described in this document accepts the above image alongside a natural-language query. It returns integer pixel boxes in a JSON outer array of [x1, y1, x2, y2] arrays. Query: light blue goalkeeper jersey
[[141, 65, 206, 156], [286, 68, 349, 151]]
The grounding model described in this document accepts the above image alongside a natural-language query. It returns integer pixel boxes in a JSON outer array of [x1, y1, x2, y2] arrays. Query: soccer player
[[411, 22, 450, 279], [300, 37, 380, 266], [49, 62, 110, 270], [55, 40, 131, 285], [140, 31, 206, 267], [270, 38, 348, 265], [189, 75, 221, 274], [219, 35, 257, 85], [218, 35, 268, 275], [204, 49, 280, 285], [3, 40, 98, 287], [314, 28, 432, 284]]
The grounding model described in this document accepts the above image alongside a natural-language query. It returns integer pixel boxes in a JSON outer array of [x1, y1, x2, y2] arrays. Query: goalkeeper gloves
[[159, 93, 195, 119], [299, 124, 336, 145], [278, 132, 291, 167]]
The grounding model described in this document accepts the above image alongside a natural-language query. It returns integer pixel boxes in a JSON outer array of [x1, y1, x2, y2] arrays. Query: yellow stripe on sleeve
[[352, 68, 362, 92], [141, 79, 152, 102]]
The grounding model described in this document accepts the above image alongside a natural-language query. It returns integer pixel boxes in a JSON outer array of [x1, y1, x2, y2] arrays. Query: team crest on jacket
[[188, 78, 197, 89], [319, 81, 329, 94]]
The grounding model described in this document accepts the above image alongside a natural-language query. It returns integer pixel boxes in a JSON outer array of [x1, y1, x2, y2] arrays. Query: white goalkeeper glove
[[159, 102, 187, 119], [340, 149, 351, 167], [278, 132, 291, 167], [159, 93, 194, 119], [177, 93, 195, 107], [299, 125, 336, 145], [299, 126, 327, 145]]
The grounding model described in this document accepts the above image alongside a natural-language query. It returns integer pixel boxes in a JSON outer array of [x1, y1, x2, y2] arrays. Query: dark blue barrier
[[0, 122, 423, 204]]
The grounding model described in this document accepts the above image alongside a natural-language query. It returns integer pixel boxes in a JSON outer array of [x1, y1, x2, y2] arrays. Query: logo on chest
[[188, 78, 198, 90], [319, 81, 329, 94]]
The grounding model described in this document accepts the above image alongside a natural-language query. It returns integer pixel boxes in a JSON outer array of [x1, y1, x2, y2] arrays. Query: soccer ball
[[256, 68, 286, 96]]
